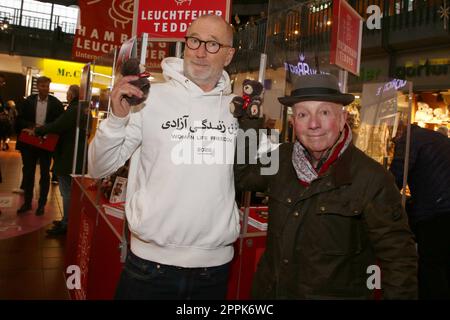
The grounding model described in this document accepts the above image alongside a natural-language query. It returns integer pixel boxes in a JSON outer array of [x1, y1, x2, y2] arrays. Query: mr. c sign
[[133, 0, 231, 41]]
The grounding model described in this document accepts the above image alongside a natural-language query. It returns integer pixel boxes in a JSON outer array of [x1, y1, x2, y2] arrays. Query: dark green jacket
[[35, 99, 86, 176], [235, 141, 418, 299]]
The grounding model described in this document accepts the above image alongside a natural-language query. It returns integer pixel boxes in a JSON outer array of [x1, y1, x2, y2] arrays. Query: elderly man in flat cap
[[235, 73, 418, 299]]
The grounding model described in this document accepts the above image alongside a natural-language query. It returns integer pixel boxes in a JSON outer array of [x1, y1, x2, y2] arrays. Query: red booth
[[64, 176, 266, 300]]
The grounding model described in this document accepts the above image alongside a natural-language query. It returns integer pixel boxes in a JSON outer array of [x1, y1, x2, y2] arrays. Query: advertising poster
[[72, 0, 133, 62], [134, 0, 231, 41], [330, 0, 363, 75]]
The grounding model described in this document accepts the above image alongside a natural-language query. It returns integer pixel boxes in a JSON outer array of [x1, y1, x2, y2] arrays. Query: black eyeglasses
[[184, 36, 232, 54]]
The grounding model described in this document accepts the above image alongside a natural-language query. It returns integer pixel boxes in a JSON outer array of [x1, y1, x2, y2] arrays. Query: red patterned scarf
[[292, 123, 352, 185]]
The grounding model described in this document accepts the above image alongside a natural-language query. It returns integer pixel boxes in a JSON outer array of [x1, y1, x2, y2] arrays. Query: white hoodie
[[88, 57, 241, 268]]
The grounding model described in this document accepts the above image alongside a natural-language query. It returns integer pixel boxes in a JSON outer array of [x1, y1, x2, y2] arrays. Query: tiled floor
[[0, 141, 69, 299]]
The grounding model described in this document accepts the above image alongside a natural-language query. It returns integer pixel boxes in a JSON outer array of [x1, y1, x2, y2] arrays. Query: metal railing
[[0, 4, 77, 34], [230, 0, 448, 72]]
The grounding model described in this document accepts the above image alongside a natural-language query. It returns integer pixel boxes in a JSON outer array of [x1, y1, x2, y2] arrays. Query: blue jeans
[[115, 250, 230, 300], [57, 175, 72, 226]]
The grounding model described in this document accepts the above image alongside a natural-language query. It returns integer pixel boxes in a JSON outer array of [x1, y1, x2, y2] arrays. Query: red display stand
[[226, 226, 266, 299], [64, 177, 267, 300], [65, 177, 124, 299]]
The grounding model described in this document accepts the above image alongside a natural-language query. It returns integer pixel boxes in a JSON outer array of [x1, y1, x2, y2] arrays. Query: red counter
[[65, 177, 124, 299], [65, 176, 266, 300]]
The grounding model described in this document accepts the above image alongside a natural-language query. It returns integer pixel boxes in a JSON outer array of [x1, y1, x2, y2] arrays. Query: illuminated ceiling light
[[0, 18, 9, 31], [91, 72, 113, 79], [326, 20, 332, 26], [49, 83, 69, 92], [294, 30, 299, 35]]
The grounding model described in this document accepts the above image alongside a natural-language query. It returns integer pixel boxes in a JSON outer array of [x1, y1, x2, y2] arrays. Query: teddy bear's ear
[[243, 84, 253, 95], [121, 58, 141, 76], [253, 81, 264, 95]]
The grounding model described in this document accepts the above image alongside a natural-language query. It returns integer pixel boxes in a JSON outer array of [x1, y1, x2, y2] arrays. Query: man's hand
[[110, 75, 144, 118]]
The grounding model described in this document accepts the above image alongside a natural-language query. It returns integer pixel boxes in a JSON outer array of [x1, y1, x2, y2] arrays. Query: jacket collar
[[38, 95, 48, 103], [323, 143, 354, 187]]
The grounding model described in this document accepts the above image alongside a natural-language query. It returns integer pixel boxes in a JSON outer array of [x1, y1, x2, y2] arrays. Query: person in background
[[10, 99, 25, 194], [0, 74, 23, 193], [6, 100, 18, 133], [51, 166, 59, 184], [0, 73, 5, 107], [29, 85, 85, 236], [0, 74, 5, 213], [88, 15, 238, 299], [235, 73, 418, 299], [390, 124, 450, 299], [16, 76, 64, 216], [0, 73, 11, 151]]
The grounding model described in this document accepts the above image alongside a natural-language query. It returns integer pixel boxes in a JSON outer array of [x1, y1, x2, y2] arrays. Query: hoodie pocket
[[126, 185, 150, 240]]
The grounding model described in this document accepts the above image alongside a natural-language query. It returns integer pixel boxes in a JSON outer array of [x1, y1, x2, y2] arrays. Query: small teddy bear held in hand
[[230, 79, 263, 119], [120, 58, 151, 106]]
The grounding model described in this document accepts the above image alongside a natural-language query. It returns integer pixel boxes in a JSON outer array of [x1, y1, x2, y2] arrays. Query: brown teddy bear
[[120, 58, 150, 106], [230, 79, 263, 119]]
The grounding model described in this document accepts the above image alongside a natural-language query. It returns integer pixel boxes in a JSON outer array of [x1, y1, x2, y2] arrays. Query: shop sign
[[330, 0, 363, 76], [42, 59, 84, 85], [284, 54, 327, 76], [72, 0, 133, 62], [375, 79, 408, 96], [133, 0, 231, 40], [395, 59, 450, 79], [41, 58, 112, 88]]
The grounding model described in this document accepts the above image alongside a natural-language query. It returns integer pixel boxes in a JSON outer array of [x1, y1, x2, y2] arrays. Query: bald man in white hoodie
[[89, 15, 239, 300]]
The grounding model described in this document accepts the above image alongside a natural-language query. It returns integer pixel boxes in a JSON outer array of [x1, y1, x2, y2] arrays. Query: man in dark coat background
[[16, 76, 64, 216], [33, 84, 86, 235], [390, 124, 450, 299]]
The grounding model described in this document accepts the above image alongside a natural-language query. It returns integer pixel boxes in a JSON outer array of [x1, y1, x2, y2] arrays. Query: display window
[[413, 91, 450, 136]]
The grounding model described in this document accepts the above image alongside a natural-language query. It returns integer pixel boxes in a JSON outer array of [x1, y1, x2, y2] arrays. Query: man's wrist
[[107, 111, 130, 128]]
